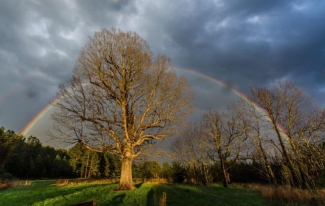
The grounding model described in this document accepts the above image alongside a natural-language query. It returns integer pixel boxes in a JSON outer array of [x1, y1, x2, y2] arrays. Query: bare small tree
[[50, 28, 194, 190], [171, 121, 212, 185], [202, 109, 248, 187]]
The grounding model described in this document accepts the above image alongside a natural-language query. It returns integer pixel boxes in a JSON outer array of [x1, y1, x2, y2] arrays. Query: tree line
[[0, 130, 122, 179], [0, 129, 188, 183], [0, 128, 201, 184]]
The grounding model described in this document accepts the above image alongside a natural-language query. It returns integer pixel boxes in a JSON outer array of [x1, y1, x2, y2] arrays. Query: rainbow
[[20, 67, 289, 142], [20, 80, 92, 137], [176, 67, 265, 114], [175, 67, 289, 140], [20, 102, 55, 136]]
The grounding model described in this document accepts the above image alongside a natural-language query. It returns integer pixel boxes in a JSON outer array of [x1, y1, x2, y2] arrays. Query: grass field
[[0, 180, 272, 206]]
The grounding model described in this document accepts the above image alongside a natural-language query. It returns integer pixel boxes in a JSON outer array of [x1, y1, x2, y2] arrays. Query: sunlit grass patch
[[0, 180, 151, 206], [0, 180, 114, 206], [54, 178, 119, 186]]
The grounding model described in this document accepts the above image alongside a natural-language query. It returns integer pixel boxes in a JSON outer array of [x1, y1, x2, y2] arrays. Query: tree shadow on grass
[[147, 184, 272, 206], [110, 193, 126, 205], [146, 188, 157, 206], [135, 182, 143, 189]]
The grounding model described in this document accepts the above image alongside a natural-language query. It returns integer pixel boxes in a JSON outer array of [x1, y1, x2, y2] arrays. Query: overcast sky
[[0, 0, 324, 147]]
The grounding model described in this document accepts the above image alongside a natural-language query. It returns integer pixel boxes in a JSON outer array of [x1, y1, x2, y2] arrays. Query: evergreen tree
[[99, 153, 110, 178], [43, 154, 54, 177], [61, 156, 72, 177], [28, 158, 36, 177], [34, 154, 46, 178], [0, 127, 22, 170], [171, 162, 186, 183], [52, 154, 62, 177]]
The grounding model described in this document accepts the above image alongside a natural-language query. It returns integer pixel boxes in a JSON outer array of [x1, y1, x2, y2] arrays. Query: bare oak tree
[[51, 28, 194, 190]]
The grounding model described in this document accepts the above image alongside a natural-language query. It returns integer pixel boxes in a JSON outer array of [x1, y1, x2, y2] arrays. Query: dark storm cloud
[[141, 0, 325, 99], [0, 0, 141, 134], [0, 0, 324, 145]]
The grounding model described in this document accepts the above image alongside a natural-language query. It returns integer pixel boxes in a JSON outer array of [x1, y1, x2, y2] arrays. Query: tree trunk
[[221, 170, 229, 188], [88, 157, 93, 178], [85, 155, 89, 178], [117, 157, 134, 190], [260, 146, 277, 185], [202, 164, 208, 186], [220, 158, 229, 188]]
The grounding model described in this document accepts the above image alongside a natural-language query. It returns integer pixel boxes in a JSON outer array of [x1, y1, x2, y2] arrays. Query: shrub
[[171, 162, 186, 183], [0, 172, 13, 181]]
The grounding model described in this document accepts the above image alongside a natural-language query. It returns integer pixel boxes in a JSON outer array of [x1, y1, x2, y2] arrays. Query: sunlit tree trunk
[[118, 157, 134, 190]]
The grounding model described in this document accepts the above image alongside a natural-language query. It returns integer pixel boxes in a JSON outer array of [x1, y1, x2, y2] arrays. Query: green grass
[[0, 181, 271, 206]]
